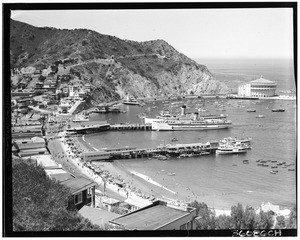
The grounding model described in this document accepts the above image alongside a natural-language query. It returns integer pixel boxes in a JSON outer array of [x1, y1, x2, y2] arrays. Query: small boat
[[247, 109, 256, 112], [256, 115, 265, 118], [270, 170, 277, 174], [123, 95, 140, 105], [271, 160, 277, 163], [167, 172, 176, 176], [243, 159, 249, 164], [288, 169, 295, 171], [157, 155, 168, 161], [171, 137, 178, 142], [177, 153, 189, 158], [200, 151, 210, 155], [272, 109, 285, 112], [271, 166, 278, 168]]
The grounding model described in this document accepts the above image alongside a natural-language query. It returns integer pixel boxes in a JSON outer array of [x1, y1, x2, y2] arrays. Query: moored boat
[[216, 141, 247, 155], [123, 95, 140, 105], [272, 108, 285, 112], [247, 109, 256, 112], [144, 105, 231, 131], [167, 172, 176, 176]]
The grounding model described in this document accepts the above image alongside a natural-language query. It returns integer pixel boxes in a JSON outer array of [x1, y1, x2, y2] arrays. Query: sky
[[11, 8, 294, 60]]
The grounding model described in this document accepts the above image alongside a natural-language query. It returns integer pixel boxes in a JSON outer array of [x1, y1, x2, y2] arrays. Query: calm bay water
[[196, 58, 295, 92], [85, 59, 296, 210]]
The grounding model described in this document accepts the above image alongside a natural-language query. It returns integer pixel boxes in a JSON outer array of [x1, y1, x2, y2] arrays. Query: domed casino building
[[238, 76, 277, 98]]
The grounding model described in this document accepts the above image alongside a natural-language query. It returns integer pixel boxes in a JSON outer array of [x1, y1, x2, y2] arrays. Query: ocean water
[[196, 58, 295, 92], [85, 59, 296, 210]]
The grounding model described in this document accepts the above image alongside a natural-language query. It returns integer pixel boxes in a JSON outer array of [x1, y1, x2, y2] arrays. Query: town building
[[62, 177, 97, 210], [238, 76, 277, 98], [12, 125, 43, 139], [109, 200, 197, 230], [79, 206, 121, 229]]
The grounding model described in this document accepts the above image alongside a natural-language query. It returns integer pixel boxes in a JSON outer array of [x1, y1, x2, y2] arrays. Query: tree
[[188, 201, 216, 230], [243, 206, 256, 229], [230, 203, 244, 229], [275, 215, 286, 229], [215, 214, 231, 229], [286, 205, 297, 228], [12, 159, 102, 231], [254, 210, 274, 229]]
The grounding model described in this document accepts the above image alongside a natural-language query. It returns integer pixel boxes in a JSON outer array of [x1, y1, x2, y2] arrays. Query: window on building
[[74, 192, 82, 205], [87, 187, 92, 198]]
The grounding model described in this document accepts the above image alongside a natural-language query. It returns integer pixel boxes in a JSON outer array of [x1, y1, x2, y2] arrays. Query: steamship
[[144, 106, 232, 131]]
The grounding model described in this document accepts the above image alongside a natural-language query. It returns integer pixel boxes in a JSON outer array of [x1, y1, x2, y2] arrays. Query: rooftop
[[79, 206, 120, 228], [31, 154, 59, 168], [251, 77, 276, 85], [109, 201, 194, 230], [60, 177, 97, 195], [46, 168, 75, 182]]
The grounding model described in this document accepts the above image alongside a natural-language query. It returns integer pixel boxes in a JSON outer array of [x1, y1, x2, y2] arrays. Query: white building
[[238, 76, 277, 98]]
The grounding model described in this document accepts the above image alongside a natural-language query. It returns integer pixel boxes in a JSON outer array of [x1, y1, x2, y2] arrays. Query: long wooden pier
[[82, 141, 220, 161], [109, 123, 152, 131]]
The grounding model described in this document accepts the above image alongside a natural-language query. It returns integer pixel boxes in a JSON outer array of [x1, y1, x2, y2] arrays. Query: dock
[[109, 123, 152, 131], [80, 141, 219, 161]]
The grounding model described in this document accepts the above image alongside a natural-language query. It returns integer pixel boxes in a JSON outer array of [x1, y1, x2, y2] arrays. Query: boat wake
[[130, 171, 176, 194]]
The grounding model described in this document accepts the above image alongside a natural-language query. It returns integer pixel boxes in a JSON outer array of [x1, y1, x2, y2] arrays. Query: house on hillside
[[46, 167, 97, 210], [109, 200, 197, 230], [12, 125, 43, 139], [62, 177, 97, 210], [13, 134, 48, 157]]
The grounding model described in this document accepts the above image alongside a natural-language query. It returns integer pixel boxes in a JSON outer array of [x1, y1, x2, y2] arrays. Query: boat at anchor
[[144, 105, 232, 131]]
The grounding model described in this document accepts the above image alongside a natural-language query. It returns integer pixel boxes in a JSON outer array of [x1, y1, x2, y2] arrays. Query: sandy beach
[[49, 133, 182, 207], [76, 135, 182, 202]]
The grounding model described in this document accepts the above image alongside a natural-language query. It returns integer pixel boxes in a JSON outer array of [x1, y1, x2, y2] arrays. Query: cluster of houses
[[11, 61, 92, 115]]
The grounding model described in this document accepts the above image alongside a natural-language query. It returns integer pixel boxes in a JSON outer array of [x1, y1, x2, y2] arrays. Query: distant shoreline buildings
[[238, 76, 277, 98]]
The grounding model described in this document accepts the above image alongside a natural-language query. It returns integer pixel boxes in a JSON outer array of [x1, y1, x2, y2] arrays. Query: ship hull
[[123, 101, 140, 105], [216, 149, 247, 155], [151, 121, 230, 131]]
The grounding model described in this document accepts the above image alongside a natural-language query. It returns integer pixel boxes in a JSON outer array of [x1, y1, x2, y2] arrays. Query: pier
[[109, 123, 152, 131], [80, 141, 219, 161]]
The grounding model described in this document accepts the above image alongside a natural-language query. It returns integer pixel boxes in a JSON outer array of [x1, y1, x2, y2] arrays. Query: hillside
[[10, 19, 228, 101]]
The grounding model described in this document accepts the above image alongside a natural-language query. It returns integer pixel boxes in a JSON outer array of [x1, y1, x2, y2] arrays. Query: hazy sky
[[11, 8, 294, 60]]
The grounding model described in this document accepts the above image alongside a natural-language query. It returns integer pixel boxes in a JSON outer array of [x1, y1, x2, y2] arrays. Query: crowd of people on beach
[[63, 136, 157, 202]]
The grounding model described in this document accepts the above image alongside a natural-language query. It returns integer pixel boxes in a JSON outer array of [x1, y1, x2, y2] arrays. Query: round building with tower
[[238, 76, 277, 98]]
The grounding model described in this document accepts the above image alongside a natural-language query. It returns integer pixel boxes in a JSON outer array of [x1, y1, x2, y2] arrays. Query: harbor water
[[85, 59, 296, 210]]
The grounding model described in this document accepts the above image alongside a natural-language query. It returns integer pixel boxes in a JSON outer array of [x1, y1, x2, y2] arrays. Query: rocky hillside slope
[[10, 19, 228, 101]]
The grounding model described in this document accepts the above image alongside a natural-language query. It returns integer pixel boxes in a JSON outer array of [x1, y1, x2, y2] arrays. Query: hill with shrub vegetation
[[10, 19, 228, 102], [12, 158, 103, 231]]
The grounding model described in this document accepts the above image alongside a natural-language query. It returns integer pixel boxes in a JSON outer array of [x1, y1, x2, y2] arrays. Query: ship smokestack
[[194, 112, 199, 121], [181, 105, 186, 116]]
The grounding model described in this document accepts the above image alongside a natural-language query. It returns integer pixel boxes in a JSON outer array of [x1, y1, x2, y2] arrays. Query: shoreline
[[72, 135, 293, 216], [48, 132, 292, 217]]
